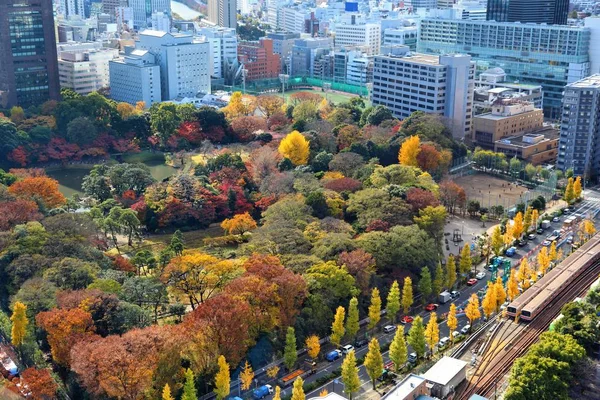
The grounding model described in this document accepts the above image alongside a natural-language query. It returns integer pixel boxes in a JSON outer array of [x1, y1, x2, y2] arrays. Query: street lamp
[[323, 82, 331, 101], [242, 68, 248, 94], [279, 73, 289, 103]]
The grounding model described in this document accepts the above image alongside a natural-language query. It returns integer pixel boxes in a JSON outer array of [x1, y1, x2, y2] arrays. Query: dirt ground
[[454, 173, 528, 211]]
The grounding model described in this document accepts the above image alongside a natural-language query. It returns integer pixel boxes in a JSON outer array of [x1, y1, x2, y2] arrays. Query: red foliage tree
[[439, 180, 467, 214], [254, 194, 277, 211], [21, 368, 58, 400], [158, 199, 203, 228], [177, 121, 204, 145], [8, 147, 28, 167], [405, 187, 441, 213], [0, 200, 42, 230], [267, 111, 289, 130], [8, 176, 66, 209], [416, 143, 442, 173], [8, 168, 46, 178], [112, 255, 137, 273], [230, 116, 267, 142], [365, 219, 391, 233], [37, 138, 80, 163], [324, 177, 363, 193], [338, 249, 376, 296], [219, 183, 253, 215]]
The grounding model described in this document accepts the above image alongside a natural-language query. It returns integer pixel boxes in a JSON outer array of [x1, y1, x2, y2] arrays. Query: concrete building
[[279, 8, 310, 34], [57, 18, 97, 42], [266, 32, 300, 73], [408, 0, 438, 9], [422, 356, 468, 399], [333, 15, 381, 56], [151, 11, 170, 32], [486, 0, 569, 25], [137, 30, 211, 100], [557, 75, 600, 178], [474, 68, 544, 113], [381, 374, 430, 400], [238, 38, 281, 81], [58, 45, 119, 94], [371, 53, 475, 139], [291, 37, 333, 77], [418, 18, 591, 119], [383, 27, 418, 51], [198, 26, 239, 82], [130, 0, 170, 29], [0, 0, 60, 108], [58, 0, 85, 18], [208, 0, 237, 28], [495, 128, 560, 165], [102, 0, 127, 17], [473, 100, 544, 149], [109, 49, 161, 105]]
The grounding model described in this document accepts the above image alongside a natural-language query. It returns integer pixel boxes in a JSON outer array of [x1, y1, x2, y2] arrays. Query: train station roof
[[422, 356, 468, 386]]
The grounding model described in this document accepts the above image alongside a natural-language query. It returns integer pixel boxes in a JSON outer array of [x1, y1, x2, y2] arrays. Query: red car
[[400, 315, 414, 324], [424, 303, 439, 312], [467, 278, 478, 286]]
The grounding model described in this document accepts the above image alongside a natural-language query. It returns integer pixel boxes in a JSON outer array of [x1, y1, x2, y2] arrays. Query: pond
[[46, 153, 178, 197]]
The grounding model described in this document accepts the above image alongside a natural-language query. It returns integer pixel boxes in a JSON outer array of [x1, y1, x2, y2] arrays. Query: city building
[[557, 75, 600, 178], [371, 53, 475, 139], [137, 30, 211, 100], [266, 32, 301, 73], [333, 48, 372, 86], [418, 18, 591, 119], [130, 0, 170, 30], [151, 11, 170, 32], [380, 374, 430, 400], [57, 43, 119, 94], [422, 357, 468, 399], [383, 27, 418, 51], [238, 38, 281, 81], [494, 128, 560, 165], [58, 0, 85, 18], [472, 99, 544, 148], [102, 0, 127, 17], [198, 26, 239, 83], [333, 14, 381, 56], [291, 37, 333, 77], [486, 0, 569, 25], [57, 18, 97, 42], [109, 48, 161, 105], [208, 0, 237, 29], [0, 0, 60, 108], [408, 0, 438, 9], [474, 68, 544, 113], [279, 8, 311, 34]]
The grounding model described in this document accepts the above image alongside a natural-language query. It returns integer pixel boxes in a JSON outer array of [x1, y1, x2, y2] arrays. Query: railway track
[[457, 257, 600, 399]]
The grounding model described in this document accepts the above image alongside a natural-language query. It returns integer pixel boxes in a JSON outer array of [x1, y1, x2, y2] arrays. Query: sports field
[[284, 89, 364, 105]]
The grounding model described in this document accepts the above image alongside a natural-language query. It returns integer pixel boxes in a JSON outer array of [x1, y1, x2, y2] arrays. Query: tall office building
[[208, 0, 237, 28], [57, 43, 119, 95], [418, 18, 590, 119], [130, 0, 170, 29], [58, 0, 85, 18], [238, 39, 281, 81], [198, 26, 238, 82], [556, 75, 600, 178], [0, 0, 60, 108], [102, 0, 127, 17], [371, 53, 475, 139], [486, 0, 569, 25], [110, 48, 162, 105], [333, 15, 381, 56]]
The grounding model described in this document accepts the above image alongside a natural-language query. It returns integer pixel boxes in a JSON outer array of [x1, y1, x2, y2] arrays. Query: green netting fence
[[214, 76, 369, 96]]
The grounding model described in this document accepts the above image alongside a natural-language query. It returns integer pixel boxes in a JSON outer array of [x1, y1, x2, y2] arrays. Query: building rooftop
[[495, 127, 559, 147], [569, 74, 600, 88], [381, 374, 426, 400], [308, 393, 346, 400], [422, 356, 468, 386]]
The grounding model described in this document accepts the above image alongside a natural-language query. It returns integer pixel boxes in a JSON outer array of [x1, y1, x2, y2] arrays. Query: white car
[[476, 271, 486, 280], [438, 337, 450, 347], [342, 344, 355, 354], [460, 325, 471, 334], [383, 325, 397, 334]]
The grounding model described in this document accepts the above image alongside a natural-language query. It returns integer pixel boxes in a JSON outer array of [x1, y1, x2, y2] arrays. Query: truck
[[280, 370, 305, 387], [438, 291, 451, 304], [325, 349, 342, 362], [541, 220, 551, 229], [253, 385, 273, 400]]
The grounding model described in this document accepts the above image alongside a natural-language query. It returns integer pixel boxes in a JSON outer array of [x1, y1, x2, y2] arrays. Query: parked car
[[253, 385, 273, 400], [438, 337, 450, 347], [400, 316, 414, 324], [567, 236, 574, 244], [355, 338, 368, 348], [342, 344, 355, 354], [476, 271, 486, 280], [425, 303, 439, 311], [542, 240, 551, 246], [383, 325, 397, 334], [505, 246, 517, 256], [408, 352, 418, 363], [451, 290, 461, 299], [325, 350, 342, 362], [517, 239, 527, 247], [460, 325, 471, 334], [467, 278, 478, 286], [536, 228, 544, 234], [528, 233, 536, 240], [553, 217, 560, 222]]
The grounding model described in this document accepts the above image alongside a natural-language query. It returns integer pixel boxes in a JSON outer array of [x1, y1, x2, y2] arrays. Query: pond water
[[46, 154, 177, 197]]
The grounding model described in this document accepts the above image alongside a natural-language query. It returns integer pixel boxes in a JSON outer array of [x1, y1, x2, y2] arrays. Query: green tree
[[432, 263, 444, 298], [407, 316, 426, 359], [368, 288, 382, 330], [170, 230, 185, 255], [214, 355, 230, 400], [386, 280, 401, 323], [0, 117, 21, 154], [364, 338, 383, 389], [389, 327, 407, 371], [330, 306, 346, 347], [182, 368, 197, 400], [66, 116, 98, 145], [284, 327, 297, 371], [418, 267, 432, 304], [564, 177, 575, 204], [346, 297, 360, 340], [291, 377, 305, 400], [341, 350, 360, 400], [150, 102, 180, 145], [459, 244, 472, 277], [445, 255, 457, 289], [401, 277, 413, 315]]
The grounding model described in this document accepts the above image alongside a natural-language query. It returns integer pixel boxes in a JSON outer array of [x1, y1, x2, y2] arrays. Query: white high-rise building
[[334, 15, 381, 56], [198, 27, 238, 82], [58, 0, 85, 18], [151, 11, 170, 32], [137, 30, 211, 100], [109, 49, 162, 105], [57, 44, 119, 94], [371, 53, 475, 139], [129, 0, 170, 29], [208, 0, 237, 28]]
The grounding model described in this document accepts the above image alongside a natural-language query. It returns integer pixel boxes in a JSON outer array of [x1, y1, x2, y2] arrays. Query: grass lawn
[[284, 89, 366, 105]]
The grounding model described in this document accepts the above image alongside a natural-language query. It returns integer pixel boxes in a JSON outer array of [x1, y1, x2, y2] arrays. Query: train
[[507, 234, 600, 321]]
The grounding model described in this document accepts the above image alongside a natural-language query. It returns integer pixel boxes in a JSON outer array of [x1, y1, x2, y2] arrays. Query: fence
[[213, 76, 369, 97]]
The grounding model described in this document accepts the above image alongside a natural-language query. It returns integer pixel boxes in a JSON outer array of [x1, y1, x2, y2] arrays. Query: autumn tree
[[267, 366, 280, 379], [10, 302, 27, 348], [278, 131, 310, 165], [538, 246, 550, 276], [306, 335, 320, 360], [214, 355, 230, 400], [507, 269, 519, 301], [418, 267, 432, 304], [330, 306, 345, 347], [517, 258, 531, 287], [459, 244, 472, 276], [21, 367, 58, 400], [445, 255, 457, 289], [257, 94, 284, 118], [494, 277, 507, 312], [482, 282, 497, 319], [364, 338, 383, 389], [284, 327, 297, 371], [8, 176, 66, 209], [182, 368, 197, 400], [447, 304, 458, 342], [399, 135, 421, 167], [230, 116, 267, 142], [401, 277, 413, 315], [574, 176, 582, 199], [531, 208, 539, 230], [341, 350, 360, 400], [407, 316, 426, 359], [512, 212, 525, 240], [491, 226, 504, 257], [274, 386, 282, 400], [432, 263, 444, 300], [338, 249, 376, 296], [162, 384, 174, 400], [291, 377, 305, 400], [386, 280, 401, 323], [389, 327, 407, 371], [240, 361, 254, 390], [523, 207, 533, 234], [465, 294, 481, 331], [549, 241, 557, 262], [346, 297, 360, 339], [424, 312, 440, 354], [582, 219, 596, 239], [368, 287, 382, 330], [564, 177, 575, 204], [221, 212, 257, 235]]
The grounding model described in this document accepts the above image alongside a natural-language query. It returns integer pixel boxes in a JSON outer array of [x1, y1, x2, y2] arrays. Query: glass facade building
[[418, 18, 590, 119], [0, 0, 59, 108], [486, 0, 569, 25]]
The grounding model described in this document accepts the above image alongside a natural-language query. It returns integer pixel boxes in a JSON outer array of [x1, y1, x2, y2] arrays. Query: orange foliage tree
[[8, 176, 66, 209], [220, 212, 258, 235], [21, 368, 58, 400]]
